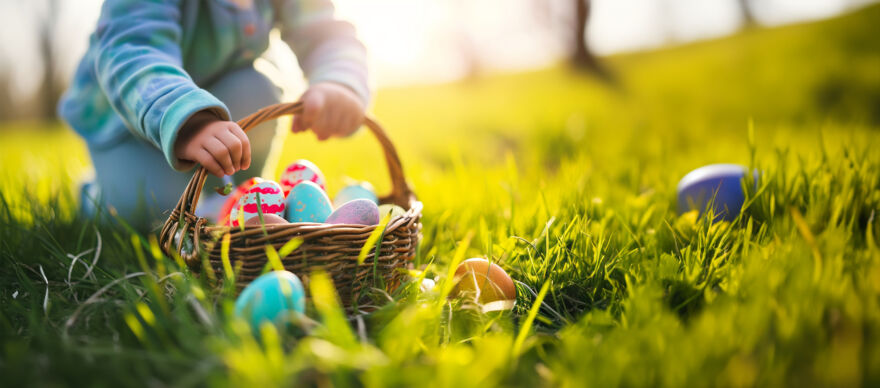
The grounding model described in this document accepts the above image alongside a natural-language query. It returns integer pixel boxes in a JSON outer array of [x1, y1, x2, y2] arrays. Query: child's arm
[[93, 0, 247, 176], [275, 0, 370, 140]]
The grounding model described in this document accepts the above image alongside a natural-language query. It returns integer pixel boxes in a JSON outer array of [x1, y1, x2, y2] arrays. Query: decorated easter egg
[[230, 181, 286, 227], [326, 199, 380, 225], [333, 182, 378, 206], [677, 164, 752, 222], [284, 181, 333, 223], [452, 258, 516, 311], [234, 271, 305, 330], [279, 159, 326, 197], [219, 177, 264, 226], [378, 204, 407, 219], [245, 213, 289, 226]]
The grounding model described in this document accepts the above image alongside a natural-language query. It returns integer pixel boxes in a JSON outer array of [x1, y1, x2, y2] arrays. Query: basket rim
[[204, 200, 424, 234]]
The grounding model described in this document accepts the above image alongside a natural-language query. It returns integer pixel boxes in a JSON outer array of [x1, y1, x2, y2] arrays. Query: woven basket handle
[[170, 101, 415, 222]]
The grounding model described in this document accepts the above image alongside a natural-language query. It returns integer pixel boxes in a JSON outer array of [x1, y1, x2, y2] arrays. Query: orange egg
[[452, 258, 516, 311], [244, 213, 289, 226]]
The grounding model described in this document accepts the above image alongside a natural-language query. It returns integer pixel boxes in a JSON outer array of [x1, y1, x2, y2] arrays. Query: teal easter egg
[[333, 182, 378, 207], [378, 204, 407, 218], [234, 271, 305, 330], [285, 181, 332, 223], [326, 199, 381, 225]]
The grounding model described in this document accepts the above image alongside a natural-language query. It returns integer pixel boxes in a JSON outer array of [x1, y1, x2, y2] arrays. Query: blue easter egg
[[234, 271, 306, 329], [333, 182, 378, 207], [677, 164, 751, 221], [284, 181, 332, 223], [326, 199, 381, 225]]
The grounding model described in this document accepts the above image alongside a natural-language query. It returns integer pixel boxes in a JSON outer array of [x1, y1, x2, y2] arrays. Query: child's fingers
[[204, 137, 235, 175], [217, 130, 243, 171], [351, 114, 365, 133], [228, 126, 252, 170], [313, 111, 335, 141], [291, 116, 304, 133], [194, 148, 225, 178], [300, 92, 324, 132], [343, 115, 362, 136], [327, 113, 345, 138]]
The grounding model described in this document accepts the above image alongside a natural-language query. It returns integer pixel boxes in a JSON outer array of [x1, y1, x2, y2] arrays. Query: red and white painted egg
[[279, 159, 326, 197], [230, 180, 286, 227], [219, 177, 263, 226]]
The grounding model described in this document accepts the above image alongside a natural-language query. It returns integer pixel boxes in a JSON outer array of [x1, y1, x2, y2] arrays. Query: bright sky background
[[0, 0, 874, 98]]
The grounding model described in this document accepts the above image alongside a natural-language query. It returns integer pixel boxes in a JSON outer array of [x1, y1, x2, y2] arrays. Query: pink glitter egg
[[279, 159, 326, 197]]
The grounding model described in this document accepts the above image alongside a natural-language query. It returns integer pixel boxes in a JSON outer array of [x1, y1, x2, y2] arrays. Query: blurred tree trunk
[[37, 0, 63, 119], [0, 72, 12, 121], [737, 0, 756, 28], [571, 0, 616, 84]]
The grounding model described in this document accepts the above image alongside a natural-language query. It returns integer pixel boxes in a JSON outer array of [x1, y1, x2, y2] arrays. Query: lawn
[[2, 5, 880, 387]]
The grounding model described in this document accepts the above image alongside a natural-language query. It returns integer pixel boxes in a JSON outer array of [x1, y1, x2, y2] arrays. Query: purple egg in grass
[[326, 199, 381, 225], [677, 164, 756, 222]]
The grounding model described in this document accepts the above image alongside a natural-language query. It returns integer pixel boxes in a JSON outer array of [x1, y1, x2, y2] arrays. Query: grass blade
[[513, 281, 549, 356], [358, 212, 392, 265]]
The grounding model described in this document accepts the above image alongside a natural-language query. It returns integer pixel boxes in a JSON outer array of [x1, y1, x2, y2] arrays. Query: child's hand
[[174, 111, 251, 177], [292, 83, 365, 140]]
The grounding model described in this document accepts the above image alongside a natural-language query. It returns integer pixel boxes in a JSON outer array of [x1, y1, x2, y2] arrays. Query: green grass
[[2, 5, 880, 387]]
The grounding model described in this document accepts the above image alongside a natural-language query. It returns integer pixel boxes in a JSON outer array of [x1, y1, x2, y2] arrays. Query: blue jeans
[[84, 66, 282, 232]]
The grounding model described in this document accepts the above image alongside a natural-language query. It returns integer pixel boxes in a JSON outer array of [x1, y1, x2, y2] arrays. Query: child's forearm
[[276, 0, 370, 106], [93, 0, 230, 170]]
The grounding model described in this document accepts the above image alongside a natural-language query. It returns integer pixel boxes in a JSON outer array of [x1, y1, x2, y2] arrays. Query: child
[[59, 0, 369, 231]]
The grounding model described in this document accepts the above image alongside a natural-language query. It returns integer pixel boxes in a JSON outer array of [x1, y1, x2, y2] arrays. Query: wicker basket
[[159, 102, 422, 306]]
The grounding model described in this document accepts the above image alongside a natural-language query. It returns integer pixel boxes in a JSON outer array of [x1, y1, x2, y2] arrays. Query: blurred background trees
[[737, 0, 757, 27], [0, 0, 67, 120], [0, 0, 873, 122], [37, 0, 64, 119], [570, 0, 616, 84]]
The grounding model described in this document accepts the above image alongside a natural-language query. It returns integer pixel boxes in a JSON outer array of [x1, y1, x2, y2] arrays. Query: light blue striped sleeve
[[93, 0, 231, 170], [275, 0, 371, 106]]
